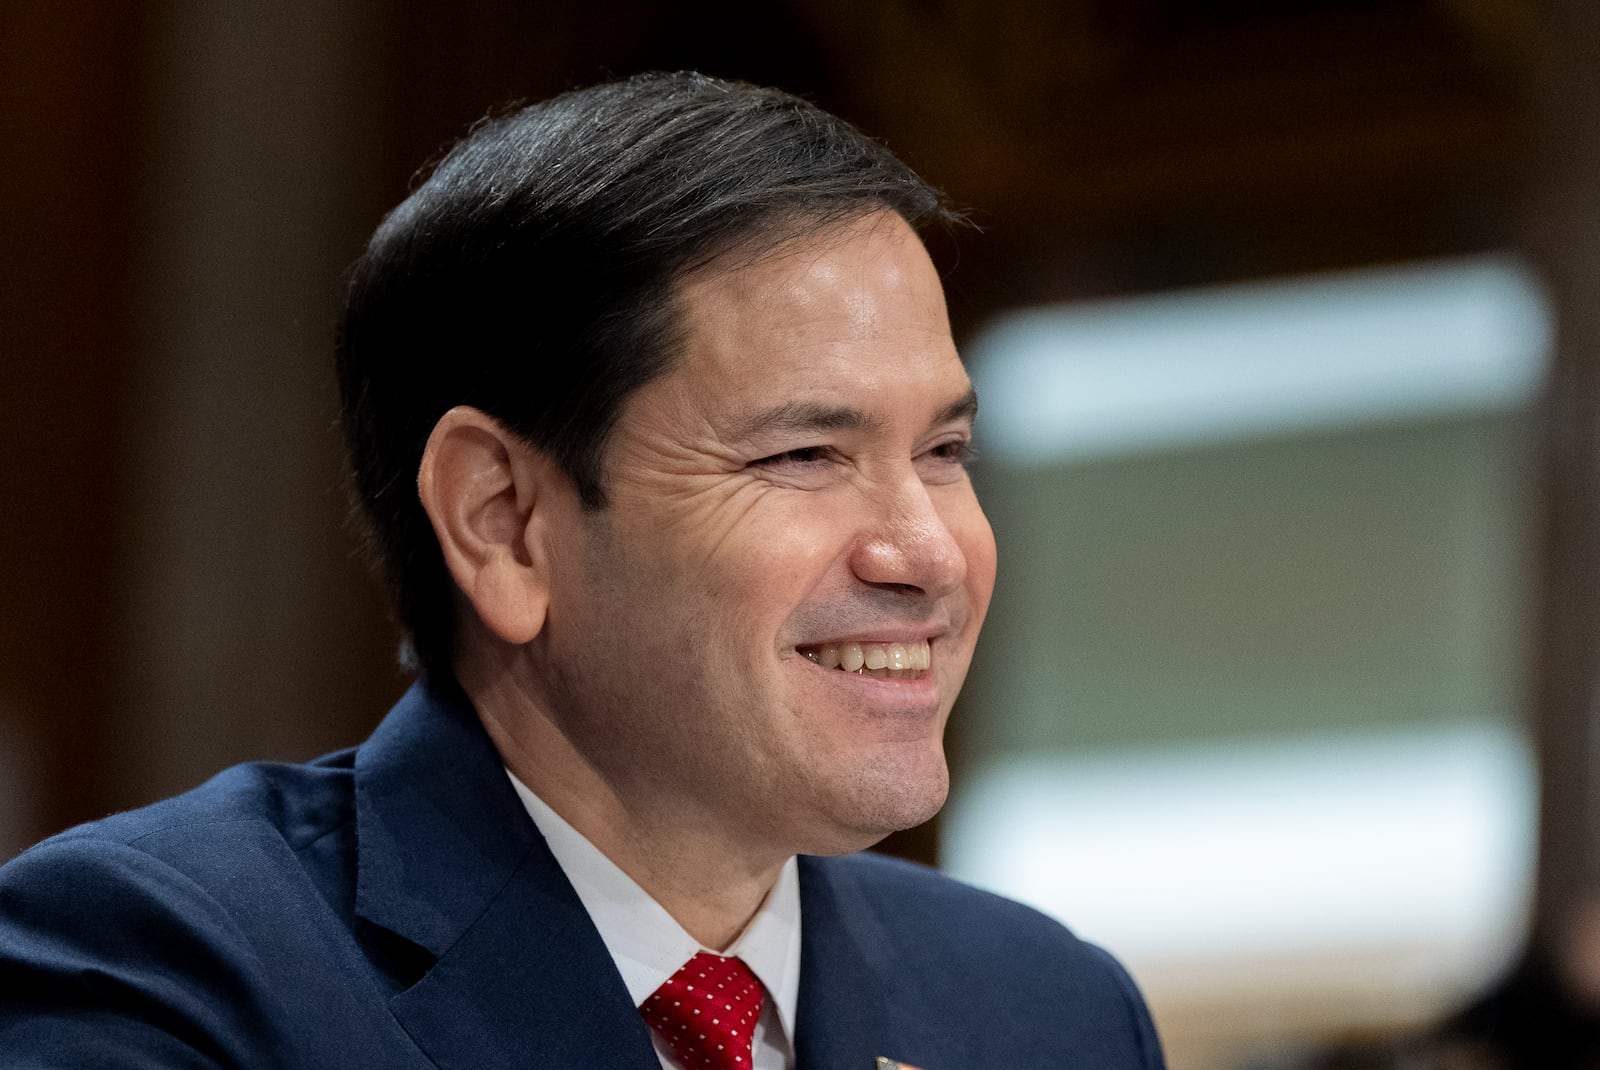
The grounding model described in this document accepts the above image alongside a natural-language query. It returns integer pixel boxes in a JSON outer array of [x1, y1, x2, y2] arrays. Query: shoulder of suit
[[806, 850, 1085, 947], [2, 746, 360, 884], [802, 850, 1157, 1049]]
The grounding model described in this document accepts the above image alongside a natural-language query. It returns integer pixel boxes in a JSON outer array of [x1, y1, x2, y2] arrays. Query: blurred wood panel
[[1528, 0, 1600, 942], [0, 3, 145, 853]]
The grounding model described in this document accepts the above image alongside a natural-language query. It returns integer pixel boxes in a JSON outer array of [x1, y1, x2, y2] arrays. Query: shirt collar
[[506, 771, 802, 1047]]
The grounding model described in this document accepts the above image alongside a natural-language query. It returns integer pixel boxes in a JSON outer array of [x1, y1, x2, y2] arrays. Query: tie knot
[[640, 951, 765, 1069]]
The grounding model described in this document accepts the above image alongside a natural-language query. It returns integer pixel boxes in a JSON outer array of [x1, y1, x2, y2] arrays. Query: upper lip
[[798, 636, 935, 648], [793, 621, 949, 649]]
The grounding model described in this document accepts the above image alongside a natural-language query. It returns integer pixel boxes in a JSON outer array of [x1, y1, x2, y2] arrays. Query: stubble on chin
[[786, 739, 951, 858]]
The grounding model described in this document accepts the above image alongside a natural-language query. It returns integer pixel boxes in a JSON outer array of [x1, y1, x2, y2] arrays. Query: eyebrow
[[935, 386, 980, 427], [730, 386, 979, 441]]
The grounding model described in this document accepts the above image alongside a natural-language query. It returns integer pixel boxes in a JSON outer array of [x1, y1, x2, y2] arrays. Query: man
[[0, 72, 1164, 1068]]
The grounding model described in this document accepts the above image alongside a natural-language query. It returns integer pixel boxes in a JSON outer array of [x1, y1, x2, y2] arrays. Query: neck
[[612, 841, 784, 951], [467, 659, 788, 950]]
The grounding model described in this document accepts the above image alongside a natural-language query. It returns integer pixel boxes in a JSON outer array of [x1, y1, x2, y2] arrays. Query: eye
[[924, 438, 976, 466], [750, 445, 836, 468]]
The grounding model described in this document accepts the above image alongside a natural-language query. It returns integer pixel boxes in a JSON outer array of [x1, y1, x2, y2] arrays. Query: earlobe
[[417, 406, 550, 646], [471, 546, 547, 645]]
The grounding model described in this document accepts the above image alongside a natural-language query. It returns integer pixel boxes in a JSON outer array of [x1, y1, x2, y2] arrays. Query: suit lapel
[[794, 857, 956, 1070], [353, 684, 658, 1069]]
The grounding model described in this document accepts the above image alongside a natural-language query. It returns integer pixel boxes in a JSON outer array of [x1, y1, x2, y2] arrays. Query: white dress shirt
[[507, 772, 801, 1070]]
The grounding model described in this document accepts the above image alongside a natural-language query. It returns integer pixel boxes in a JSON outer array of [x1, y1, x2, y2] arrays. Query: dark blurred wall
[[1, 4, 147, 856], [0, 2, 1532, 867], [100, 2, 406, 840], [1530, 0, 1600, 945]]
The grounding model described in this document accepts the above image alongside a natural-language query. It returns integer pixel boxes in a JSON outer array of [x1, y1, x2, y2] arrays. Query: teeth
[[801, 639, 931, 676]]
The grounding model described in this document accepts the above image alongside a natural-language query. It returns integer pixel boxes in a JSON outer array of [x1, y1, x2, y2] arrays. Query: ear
[[417, 406, 553, 646]]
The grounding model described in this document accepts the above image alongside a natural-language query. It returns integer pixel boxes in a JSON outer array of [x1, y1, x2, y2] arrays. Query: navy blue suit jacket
[[0, 685, 1164, 1069]]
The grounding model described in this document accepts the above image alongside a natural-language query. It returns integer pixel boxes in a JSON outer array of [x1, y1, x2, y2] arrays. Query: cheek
[[946, 495, 998, 619], [964, 511, 998, 614], [699, 506, 852, 617]]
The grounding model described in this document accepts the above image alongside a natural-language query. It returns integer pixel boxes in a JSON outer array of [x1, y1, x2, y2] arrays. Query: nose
[[850, 472, 969, 599]]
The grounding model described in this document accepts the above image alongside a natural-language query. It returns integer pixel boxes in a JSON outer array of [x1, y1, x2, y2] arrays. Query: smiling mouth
[[798, 639, 931, 679]]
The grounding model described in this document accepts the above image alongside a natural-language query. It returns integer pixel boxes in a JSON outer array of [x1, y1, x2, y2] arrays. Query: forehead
[[661, 213, 968, 426]]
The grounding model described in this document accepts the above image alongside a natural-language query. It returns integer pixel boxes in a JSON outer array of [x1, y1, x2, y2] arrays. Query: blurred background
[[3, 2, 1597, 1067]]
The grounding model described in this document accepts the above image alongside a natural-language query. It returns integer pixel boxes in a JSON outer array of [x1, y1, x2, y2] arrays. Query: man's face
[[535, 211, 996, 860]]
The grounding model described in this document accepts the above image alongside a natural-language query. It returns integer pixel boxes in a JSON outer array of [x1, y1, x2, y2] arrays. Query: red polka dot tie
[[639, 951, 765, 1070]]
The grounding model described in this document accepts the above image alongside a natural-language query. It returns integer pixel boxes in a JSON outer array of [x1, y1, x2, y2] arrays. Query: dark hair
[[336, 71, 961, 684]]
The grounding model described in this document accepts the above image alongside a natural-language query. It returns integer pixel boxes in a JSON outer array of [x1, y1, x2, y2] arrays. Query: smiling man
[[0, 73, 1163, 1069]]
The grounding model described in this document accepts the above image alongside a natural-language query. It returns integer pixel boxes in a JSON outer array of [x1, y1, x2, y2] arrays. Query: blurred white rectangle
[[969, 256, 1552, 464], [942, 724, 1536, 1005]]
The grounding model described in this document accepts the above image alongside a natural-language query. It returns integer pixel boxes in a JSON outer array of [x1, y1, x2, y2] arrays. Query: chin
[[803, 748, 950, 856]]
